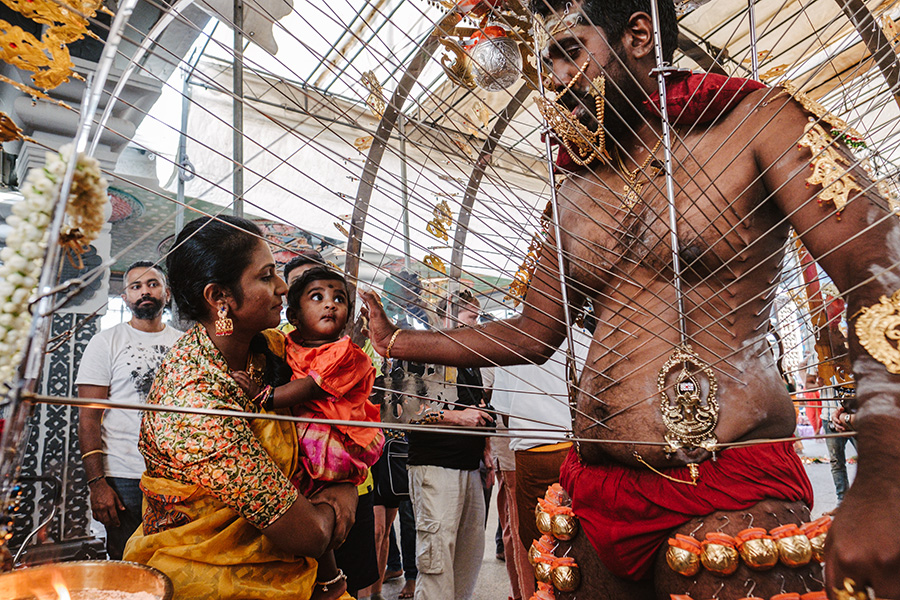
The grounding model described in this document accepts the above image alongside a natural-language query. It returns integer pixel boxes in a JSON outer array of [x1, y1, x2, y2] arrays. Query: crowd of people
[[70, 0, 900, 597]]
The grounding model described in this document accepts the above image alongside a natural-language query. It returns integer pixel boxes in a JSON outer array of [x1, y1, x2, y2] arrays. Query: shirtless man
[[360, 0, 900, 597]]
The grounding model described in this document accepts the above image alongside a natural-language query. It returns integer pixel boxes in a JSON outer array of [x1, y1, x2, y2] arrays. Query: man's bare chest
[[557, 143, 773, 290]]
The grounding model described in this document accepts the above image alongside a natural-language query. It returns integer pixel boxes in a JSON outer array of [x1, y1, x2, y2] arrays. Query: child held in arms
[[233, 266, 384, 600]]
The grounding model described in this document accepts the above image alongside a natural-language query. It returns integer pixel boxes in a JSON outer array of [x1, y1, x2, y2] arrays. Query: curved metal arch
[[447, 83, 534, 308], [345, 29, 443, 295], [89, 0, 201, 155]]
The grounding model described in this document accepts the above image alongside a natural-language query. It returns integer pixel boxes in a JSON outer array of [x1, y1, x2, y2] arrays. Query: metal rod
[[176, 67, 191, 235], [649, 0, 686, 343], [399, 114, 411, 269], [748, 0, 759, 80], [233, 0, 244, 217], [0, 0, 141, 539], [22, 393, 858, 449], [533, 21, 580, 428]]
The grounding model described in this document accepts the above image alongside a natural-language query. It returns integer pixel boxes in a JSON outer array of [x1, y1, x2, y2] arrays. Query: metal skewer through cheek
[[533, 17, 580, 436]]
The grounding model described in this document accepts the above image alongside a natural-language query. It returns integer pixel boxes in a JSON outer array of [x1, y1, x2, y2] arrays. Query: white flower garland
[[0, 145, 108, 384]]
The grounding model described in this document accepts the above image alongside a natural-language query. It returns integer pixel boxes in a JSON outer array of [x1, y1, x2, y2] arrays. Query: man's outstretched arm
[[360, 225, 577, 368]]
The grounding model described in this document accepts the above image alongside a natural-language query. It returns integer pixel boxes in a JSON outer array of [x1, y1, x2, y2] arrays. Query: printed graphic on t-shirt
[[127, 344, 171, 400]]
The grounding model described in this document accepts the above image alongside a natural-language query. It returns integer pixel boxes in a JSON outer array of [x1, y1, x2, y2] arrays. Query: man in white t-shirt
[[76, 261, 182, 559]]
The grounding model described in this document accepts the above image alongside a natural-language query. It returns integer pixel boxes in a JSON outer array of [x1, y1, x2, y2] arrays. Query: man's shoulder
[[84, 322, 124, 346], [726, 85, 809, 135]]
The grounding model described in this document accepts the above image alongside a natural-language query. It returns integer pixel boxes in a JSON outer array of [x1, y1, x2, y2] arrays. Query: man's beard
[[129, 296, 165, 320], [559, 57, 643, 150]]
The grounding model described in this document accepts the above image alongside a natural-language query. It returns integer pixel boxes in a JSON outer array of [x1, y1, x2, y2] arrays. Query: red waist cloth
[[559, 441, 813, 581]]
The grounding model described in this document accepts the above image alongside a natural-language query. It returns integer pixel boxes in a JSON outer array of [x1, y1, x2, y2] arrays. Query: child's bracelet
[[254, 385, 274, 411]]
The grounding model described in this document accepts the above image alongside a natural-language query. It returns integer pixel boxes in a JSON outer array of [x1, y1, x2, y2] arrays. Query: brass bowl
[[0, 560, 173, 600]]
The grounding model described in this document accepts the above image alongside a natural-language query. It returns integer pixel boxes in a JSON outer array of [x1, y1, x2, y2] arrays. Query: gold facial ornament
[[854, 289, 900, 374], [536, 61, 611, 167]]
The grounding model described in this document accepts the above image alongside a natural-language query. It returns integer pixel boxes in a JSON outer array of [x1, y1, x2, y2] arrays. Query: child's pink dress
[[285, 334, 384, 494]]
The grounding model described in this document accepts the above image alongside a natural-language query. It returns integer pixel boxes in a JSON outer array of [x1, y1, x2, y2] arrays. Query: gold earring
[[215, 304, 233, 336]]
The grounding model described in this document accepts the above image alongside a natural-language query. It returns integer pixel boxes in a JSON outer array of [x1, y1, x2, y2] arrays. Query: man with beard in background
[[77, 261, 182, 559]]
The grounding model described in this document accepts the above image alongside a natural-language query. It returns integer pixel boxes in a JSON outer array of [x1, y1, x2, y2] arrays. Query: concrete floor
[[370, 437, 855, 600]]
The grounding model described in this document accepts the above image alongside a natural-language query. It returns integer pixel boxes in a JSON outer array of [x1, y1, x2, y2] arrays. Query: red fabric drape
[[559, 442, 813, 581]]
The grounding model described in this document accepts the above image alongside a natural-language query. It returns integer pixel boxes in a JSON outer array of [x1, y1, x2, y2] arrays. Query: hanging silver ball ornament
[[469, 31, 522, 92]]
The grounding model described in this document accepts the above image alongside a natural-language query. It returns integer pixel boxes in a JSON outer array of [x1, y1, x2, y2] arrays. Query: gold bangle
[[385, 329, 402, 360], [81, 449, 104, 460]]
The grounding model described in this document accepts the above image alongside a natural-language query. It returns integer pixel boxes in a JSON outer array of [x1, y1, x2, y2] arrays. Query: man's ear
[[624, 12, 654, 60]]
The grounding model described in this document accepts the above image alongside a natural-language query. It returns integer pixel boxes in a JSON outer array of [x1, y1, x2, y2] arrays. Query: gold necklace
[[619, 138, 663, 209]]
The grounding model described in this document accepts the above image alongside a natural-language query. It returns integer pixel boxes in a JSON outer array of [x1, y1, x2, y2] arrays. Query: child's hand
[[231, 370, 260, 399]]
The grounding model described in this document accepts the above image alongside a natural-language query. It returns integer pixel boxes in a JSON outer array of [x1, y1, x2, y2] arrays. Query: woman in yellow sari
[[124, 216, 357, 600]]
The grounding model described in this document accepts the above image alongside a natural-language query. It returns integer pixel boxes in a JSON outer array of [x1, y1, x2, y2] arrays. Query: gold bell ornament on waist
[[550, 556, 581, 593], [801, 515, 831, 563], [665, 534, 702, 576], [699, 532, 739, 576], [533, 554, 554, 584], [550, 508, 579, 541], [529, 535, 557, 566], [771, 524, 813, 567], [735, 527, 778, 570], [535, 499, 553, 536]]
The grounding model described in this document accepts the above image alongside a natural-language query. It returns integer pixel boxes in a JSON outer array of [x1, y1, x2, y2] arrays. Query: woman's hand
[[358, 289, 396, 356], [231, 370, 260, 399], [309, 483, 358, 550]]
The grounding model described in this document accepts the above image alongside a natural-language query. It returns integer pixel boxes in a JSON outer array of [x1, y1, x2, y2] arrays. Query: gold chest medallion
[[657, 344, 719, 453]]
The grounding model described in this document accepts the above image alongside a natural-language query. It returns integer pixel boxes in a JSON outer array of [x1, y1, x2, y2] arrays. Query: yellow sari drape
[[124, 328, 352, 599]]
